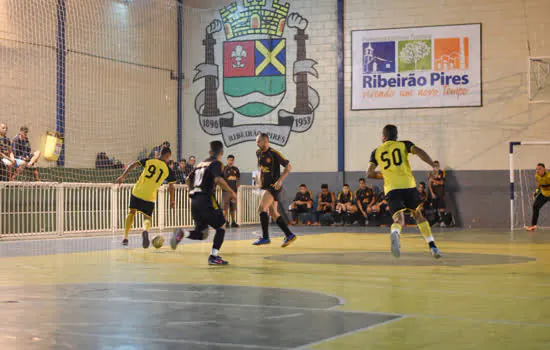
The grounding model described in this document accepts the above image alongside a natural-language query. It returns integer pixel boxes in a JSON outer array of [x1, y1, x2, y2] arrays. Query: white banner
[[351, 24, 482, 110]]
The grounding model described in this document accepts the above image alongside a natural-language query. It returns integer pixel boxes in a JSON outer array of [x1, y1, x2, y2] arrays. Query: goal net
[[510, 141, 550, 230], [529, 56, 550, 103], [0, 0, 181, 183]]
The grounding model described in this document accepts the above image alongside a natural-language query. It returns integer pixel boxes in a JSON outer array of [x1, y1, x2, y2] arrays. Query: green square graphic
[[398, 40, 432, 72]]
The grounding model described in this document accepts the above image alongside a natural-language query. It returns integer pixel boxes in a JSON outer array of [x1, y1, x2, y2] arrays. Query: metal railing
[[0, 182, 260, 236]]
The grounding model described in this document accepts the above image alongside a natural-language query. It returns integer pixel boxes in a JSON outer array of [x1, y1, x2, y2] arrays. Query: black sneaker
[[122, 239, 128, 246], [142, 231, 150, 249], [170, 228, 184, 250], [208, 255, 229, 265], [231, 222, 239, 228]]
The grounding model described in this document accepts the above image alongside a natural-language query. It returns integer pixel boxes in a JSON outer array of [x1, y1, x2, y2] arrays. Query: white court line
[[265, 313, 303, 320], [294, 315, 407, 350], [165, 320, 218, 326]]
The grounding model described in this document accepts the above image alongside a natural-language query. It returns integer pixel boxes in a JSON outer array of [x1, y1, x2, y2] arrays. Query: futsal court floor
[[1, 225, 549, 349]]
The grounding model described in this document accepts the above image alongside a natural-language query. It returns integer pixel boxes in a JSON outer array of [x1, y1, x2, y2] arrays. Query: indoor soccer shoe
[[390, 231, 401, 258], [170, 228, 184, 250], [253, 238, 271, 245], [431, 247, 442, 259], [281, 234, 297, 247], [142, 231, 150, 249], [208, 255, 229, 265], [121, 239, 128, 246]]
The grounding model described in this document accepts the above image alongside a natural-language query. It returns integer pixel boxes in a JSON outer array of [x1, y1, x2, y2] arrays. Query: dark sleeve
[[165, 167, 177, 183], [256, 150, 261, 167], [236, 167, 241, 178], [369, 149, 378, 165], [294, 192, 300, 201], [139, 158, 149, 167], [211, 161, 223, 179], [272, 149, 289, 167], [403, 141, 415, 153]]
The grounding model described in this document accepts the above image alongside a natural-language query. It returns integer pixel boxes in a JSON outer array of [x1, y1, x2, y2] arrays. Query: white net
[[0, 0, 181, 183], [529, 56, 550, 103], [512, 143, 550, 229]]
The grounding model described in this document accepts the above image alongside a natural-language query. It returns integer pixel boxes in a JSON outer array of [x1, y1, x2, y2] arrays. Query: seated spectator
[[428, 160, 447, 225], [96, 152, 124, 169], [316, 184, 335, 226], [355, 178, 375, 224], [11, 126, 40, 181], [183, 156, 196, 178], [417, 181, 430, 213], [291, 184, 313, 225], [0, 123, 15, 181], [371, 191, 392, 226], [336, 184, 358, 224], [149, 141, 170, 159]]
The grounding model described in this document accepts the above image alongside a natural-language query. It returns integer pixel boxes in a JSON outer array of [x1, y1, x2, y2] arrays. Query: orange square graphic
[[434, 37, 469, 71]]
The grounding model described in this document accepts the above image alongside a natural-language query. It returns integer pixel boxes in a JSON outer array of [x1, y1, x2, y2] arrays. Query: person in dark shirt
[[183, 156, 196, 178], [148, 141, 170, 159], [336, 184, 357, 214], [11, 126, 40, 181], [290, 184, 313, 225], [316, 184, 336, 225], [223, 154, 241, 228], [355, 178, 375, 219], [428, 160, 446, 225], [0, 123, 15, 180], [417, 181, 430, 216], [174, 159, 187, 184], [170, 141, 236, 265], [253, 133, 296, 247]]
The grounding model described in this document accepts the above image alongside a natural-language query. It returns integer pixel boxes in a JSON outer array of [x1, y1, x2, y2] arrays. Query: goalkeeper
[[526, 163, 550, 231]]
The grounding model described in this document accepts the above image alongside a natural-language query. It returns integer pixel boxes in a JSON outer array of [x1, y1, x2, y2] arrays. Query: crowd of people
[[0, 124, 41, 181]]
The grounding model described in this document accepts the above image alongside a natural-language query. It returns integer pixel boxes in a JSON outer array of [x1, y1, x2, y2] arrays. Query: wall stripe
[[56, 0, 67, 166], [337, 0, 345, 174], [176, 1, 184, 161]]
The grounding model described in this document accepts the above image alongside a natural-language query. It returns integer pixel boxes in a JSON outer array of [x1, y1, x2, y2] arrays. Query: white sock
[[424, 235, 434, 243], [211, 248, 219, 256]]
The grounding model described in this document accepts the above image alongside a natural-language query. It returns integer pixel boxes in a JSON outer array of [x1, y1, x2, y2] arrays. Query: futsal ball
[[152, 235, 165, 249]]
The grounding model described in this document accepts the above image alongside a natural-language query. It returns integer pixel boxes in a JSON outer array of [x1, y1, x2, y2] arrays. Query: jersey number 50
[[380, 149, 403, 170]]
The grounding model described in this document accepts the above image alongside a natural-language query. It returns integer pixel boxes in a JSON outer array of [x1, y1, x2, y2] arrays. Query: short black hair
[[537, 163, 546, 168], [227, 154, 235, 160], [300, 184, 306, 188], [210, 141, 224, 156], [434, 160, 440, 164], [359, 178, 365, 182], [419, 181, 426, 186], [383, 124, 398, 141], [20, 126, 29, 133], [161, 147, 172, 156], [259, 132, 269, 140], [343, 184, 350, 188], [162, 141, 170, 147], [321, 184, 328, 189]]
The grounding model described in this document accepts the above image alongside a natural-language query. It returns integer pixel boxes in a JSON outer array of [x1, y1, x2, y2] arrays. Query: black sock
[[276, 216, 293, 238], [213, 228, 225, 250], [429, 241, 436, 248], [260, 212, 269, 239]]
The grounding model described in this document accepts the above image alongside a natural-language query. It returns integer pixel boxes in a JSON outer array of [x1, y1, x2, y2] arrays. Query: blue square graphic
[[363, 41, 396, 74], [255, 39, 286, 76]]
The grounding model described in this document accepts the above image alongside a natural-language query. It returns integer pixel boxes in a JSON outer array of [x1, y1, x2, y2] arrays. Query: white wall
[[344, 0, 550, 171], [0, 0, 178, 169]]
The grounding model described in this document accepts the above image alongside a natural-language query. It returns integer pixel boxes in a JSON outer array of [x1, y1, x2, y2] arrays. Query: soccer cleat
[[208, 255, 229, 265], [431, 247, 442, 259], [526, 226, 537, 232], [281, 234, 297, 248], [121, 239, 128, 246], [252, 238, 271, 245], [170, 228, 185, 250], [142, 231, 150, 249], [390, 230, 401, 258]]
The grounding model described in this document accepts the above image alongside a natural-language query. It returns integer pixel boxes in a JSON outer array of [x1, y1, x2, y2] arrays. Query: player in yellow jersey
[[367, 125, 441, 258], [116, 147, 176, 248], [526, 163, 550, 231]]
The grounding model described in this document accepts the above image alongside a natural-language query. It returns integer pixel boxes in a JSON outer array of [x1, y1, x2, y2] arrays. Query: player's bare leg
[[412, 208, 441, 259], [253, 190, 275, 245], [390, 210, 405, 258], [230, 203, 239, 227], [122, 209, 137, 246], [11, 160, 27, 181], [142, 214, 152, 249]]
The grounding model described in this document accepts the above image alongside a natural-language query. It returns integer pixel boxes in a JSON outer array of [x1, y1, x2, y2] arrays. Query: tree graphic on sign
[[399, 40, 432, 71]]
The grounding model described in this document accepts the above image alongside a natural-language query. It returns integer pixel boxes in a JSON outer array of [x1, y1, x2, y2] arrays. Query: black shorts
[[431, 196, 446, 210], [262, 186, 281, 202], [191, 193, 226, 231], [386, 188, 421, 215], [129, 194, 155, 217]]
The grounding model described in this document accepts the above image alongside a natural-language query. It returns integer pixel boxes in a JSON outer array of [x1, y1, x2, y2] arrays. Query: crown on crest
[[220, 0, 290, 40]]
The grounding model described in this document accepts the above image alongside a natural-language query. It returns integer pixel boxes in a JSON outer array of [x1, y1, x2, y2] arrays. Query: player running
[[367, 124, 441, 259], [116, 147, 176, 248], [526, 163, 550, 232], [170, 141, 237, 265]]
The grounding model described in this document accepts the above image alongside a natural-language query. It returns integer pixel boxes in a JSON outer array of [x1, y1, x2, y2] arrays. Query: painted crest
[[193, 0, 320, 147]]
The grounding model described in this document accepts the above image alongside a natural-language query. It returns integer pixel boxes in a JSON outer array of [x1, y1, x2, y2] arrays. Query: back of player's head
[[161, 147, 172, 157], [537, 163, 545, 168], [321, 184, 328, 189], [382, 124, 398, 141], [210, 140, 224, 157]]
